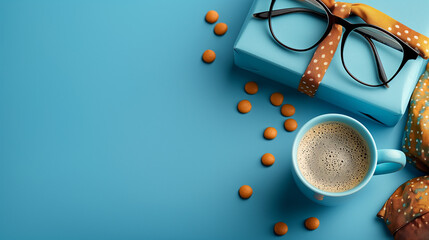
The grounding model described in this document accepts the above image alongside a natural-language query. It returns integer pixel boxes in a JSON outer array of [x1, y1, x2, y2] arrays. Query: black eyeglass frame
[[253, 0, 420, 87]]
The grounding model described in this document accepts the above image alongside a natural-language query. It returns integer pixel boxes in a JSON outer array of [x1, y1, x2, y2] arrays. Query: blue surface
[[0, 0, 425, 239]]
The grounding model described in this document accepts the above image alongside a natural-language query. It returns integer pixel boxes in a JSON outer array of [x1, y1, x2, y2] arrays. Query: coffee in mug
[[292, 114, 406, 205], [297, 122, 370, 193]]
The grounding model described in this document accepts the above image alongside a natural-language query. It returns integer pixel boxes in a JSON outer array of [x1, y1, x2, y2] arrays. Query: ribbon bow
[[299, 0, 429, 97]]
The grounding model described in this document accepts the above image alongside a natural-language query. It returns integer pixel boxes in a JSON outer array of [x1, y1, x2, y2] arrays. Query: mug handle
[[374, 149, 406, 175]]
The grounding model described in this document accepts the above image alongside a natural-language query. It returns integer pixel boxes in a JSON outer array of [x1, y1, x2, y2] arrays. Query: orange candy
[[264, 127, 277, 140], [202, 50, 216, 63], [281, 104, 295, 117], [270, 93, 284, 106], [237, 100, 252, 114], [261, 153, 275, 166], [214, 23, 228, 36], [304, 217, 320, 230], [239, 185, 253, 199], [205, 10, 219, 23], [284, 119, 298, 132], [244, 81, 258, 95], [274, 222, 288, 236]]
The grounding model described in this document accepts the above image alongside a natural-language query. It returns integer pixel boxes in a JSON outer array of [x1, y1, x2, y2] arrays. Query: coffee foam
[[297, 122, 370, 193]]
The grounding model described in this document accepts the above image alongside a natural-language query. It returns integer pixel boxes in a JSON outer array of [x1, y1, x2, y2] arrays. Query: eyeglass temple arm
[[253, 8, 403, 52], [358, 28, 403, 53], [364, 36, 389, 88], [253, 8, 325, 19]]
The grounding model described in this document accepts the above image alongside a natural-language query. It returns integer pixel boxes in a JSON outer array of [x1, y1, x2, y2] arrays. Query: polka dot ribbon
[[299, 0, 429, 97], [377, 176, 429, 239], [377, 68, 429, 238], [402, 63, 429, 173]]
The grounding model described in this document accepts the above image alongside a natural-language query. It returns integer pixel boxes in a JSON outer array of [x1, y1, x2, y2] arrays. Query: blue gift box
[[234, 0, 429, 126]]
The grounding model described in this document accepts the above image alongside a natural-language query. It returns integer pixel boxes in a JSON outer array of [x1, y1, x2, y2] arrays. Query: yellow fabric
[[377, 176, 429, 238], [321, 0, 429, 59], [376, 63, 429, 240], [402, 62, 429, 173], [299, 3, 352, 96]]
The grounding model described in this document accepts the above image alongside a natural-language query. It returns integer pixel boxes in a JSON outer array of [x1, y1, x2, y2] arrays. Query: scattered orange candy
[[202, 50, 216, 63], [205, 10, 219, 23], [261, 153, 275, 166], [304, 217, 320, 230], [239, 185, 253, 199], [270, 93, 284, 106], [237, 100, 252, 114], [281, 104, 295, 117], [284, 119, 298, 132], [214, 23, 228, 36], [264, 127, 277, 140], [274, 222, 288, 236], [244, 81, 259, 95]]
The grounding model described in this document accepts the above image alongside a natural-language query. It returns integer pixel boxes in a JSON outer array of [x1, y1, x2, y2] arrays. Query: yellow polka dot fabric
[[402, 63, 429, 173], [299, 0, 429, 97], [299, 3, 352, 96], [349, 3, 429, 59], [377, 176, 429, 239], [377, 63, 429, 239]]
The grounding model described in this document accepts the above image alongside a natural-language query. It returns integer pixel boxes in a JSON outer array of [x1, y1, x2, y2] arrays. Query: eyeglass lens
[[270, 0, 328, 50], [342, 26, 404, 86]]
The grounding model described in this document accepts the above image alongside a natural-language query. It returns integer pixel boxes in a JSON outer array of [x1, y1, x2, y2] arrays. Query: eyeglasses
[[253, 0, 420, 88]]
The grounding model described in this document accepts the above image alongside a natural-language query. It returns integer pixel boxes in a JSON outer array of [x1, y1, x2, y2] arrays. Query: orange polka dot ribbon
[[377, 176, 429, 239], [299, 0, 429, 97], [377, 71, 429, 238], [402, 63, 429, 173]]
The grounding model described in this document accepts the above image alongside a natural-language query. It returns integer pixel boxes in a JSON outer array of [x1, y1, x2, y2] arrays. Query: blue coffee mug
[[291, 114, 406, 206]]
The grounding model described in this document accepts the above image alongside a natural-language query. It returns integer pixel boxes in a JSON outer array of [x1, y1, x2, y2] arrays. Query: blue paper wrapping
[[234, 0, 429, 126]]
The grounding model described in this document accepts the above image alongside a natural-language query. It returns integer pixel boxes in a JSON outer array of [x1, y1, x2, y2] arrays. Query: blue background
[[0, 0, 424, 239]]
